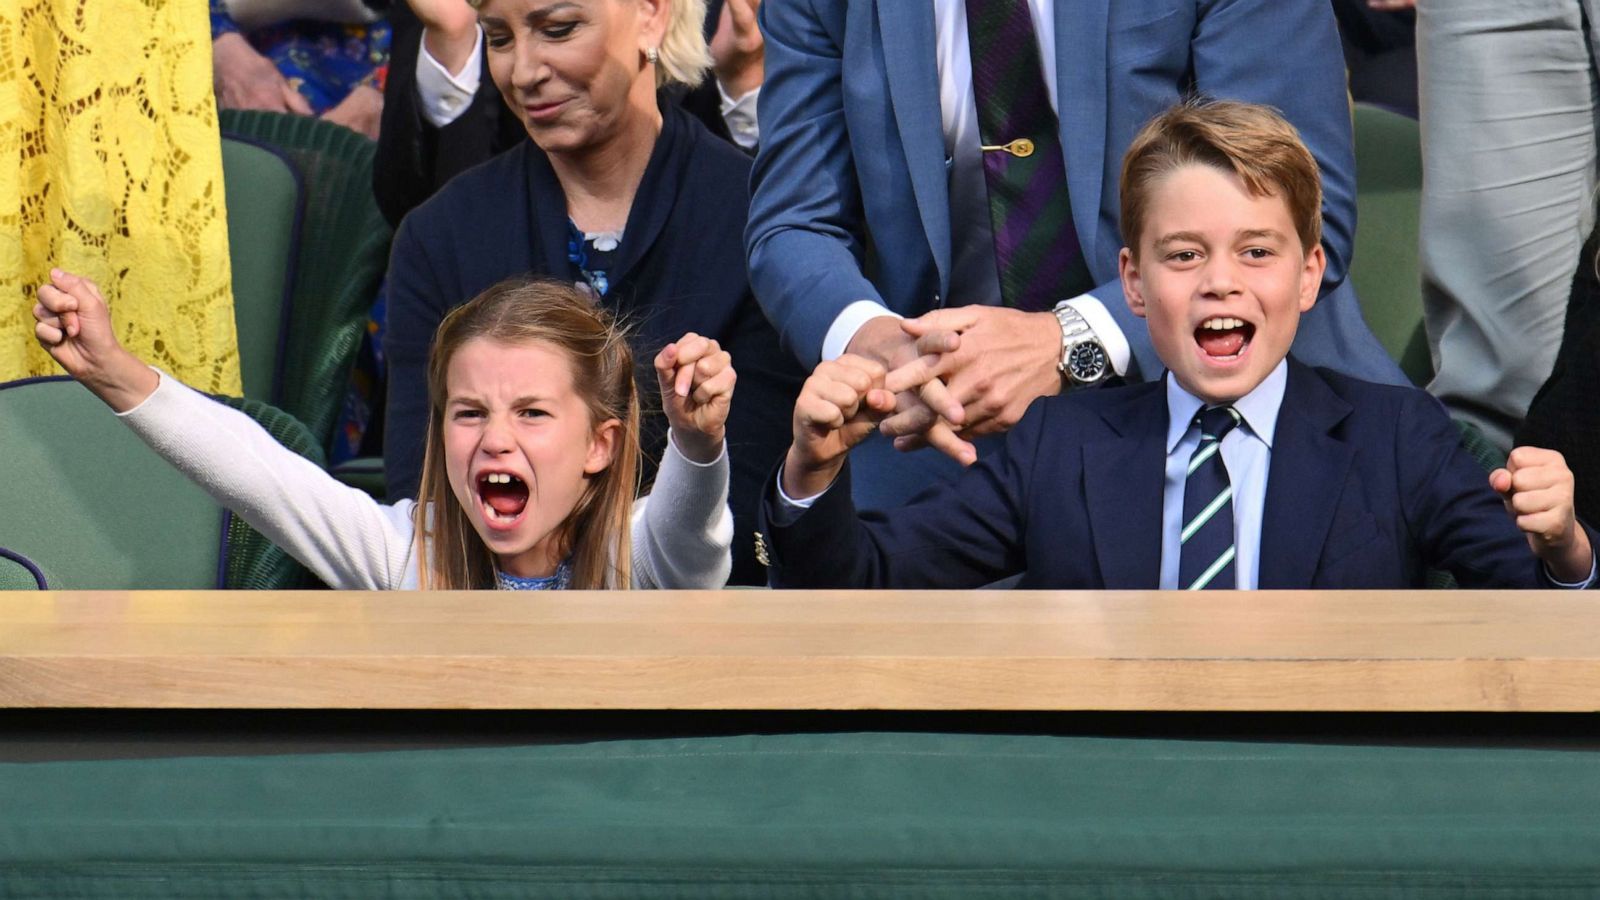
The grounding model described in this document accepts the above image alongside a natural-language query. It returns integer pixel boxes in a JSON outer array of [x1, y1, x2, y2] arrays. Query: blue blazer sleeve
[[1394, 389, 1588, 587], [745, 0, 884, 368], [760, 409, 1047, 588]]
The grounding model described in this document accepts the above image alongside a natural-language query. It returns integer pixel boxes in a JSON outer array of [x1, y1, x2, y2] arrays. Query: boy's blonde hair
[[1120, 97, 1323, 258], [414, 278, 641, 591]]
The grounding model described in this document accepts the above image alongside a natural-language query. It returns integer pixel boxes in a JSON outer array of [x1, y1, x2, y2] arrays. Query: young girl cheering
[[32, 270, 734, 589]]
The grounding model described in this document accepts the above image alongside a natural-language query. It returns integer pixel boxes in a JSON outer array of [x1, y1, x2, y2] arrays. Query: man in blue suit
[[746, 0, 1406, 510], [758, 100, 1595, 590]]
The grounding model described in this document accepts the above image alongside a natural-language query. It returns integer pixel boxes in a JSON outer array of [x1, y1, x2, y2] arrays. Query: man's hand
[[783, 356, 897, 499], [845, 315, 973, 465], [322, 84, 384, 140], [711, 0, 763, 99], [409, 0, 480, 75], [656, 333, 735, 464], [1491, 446, 1594, 584], [212, 32, 313, 115], [882, 305, 1064, 444]]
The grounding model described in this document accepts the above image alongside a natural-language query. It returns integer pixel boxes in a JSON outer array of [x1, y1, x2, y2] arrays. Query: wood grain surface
[[2, 590, 1598, 710]]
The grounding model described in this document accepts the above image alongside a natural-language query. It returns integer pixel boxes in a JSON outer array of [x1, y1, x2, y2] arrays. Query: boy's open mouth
[[1194, 316, 1255, 360], [477, 472, 530, 525]]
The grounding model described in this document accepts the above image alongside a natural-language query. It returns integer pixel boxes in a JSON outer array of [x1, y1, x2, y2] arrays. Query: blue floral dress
[[210, 1, 391, 114]]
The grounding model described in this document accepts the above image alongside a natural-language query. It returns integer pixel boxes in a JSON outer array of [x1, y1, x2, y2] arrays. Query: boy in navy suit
[[759, 99, 1596, 590]]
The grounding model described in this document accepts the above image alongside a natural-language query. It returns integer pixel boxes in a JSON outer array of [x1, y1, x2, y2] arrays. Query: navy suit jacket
[[384, 103, 803, 585], [760, 360, 1590, 589], [746, 0, 1404, 386]]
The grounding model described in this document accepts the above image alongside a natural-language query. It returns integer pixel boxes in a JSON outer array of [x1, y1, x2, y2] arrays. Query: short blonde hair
[[466, 0, 711, 89], [655, 0, 711, 88], [1120, 97, 1323, 258]]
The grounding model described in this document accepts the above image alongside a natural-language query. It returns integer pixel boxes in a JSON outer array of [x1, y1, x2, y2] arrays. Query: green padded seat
[[0, 378, 223, 589], [3, 731, 1600, 897], [0, 377, 326, 590], [329, 455, 386, 502], [218, 109, 393, 453], [221, 136, 303, 404], [0, 548, 45, 590], [1351, 104, 1433, 386], [215, 396, 326, 590]]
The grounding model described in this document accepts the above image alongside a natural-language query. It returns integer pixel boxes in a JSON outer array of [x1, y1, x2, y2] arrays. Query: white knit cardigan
[[118, 372, 734, 590]]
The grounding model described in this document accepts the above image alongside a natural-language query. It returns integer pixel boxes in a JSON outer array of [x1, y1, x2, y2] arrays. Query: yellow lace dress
[[0, 0, 240, 392]]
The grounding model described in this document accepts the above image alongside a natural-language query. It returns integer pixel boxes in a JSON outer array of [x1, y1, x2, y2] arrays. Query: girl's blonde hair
[[464, 0, 711, 89], [413, 278, 641, 590]]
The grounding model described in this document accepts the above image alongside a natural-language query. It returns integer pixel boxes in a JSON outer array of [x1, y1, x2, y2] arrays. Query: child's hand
[[782, 355, 896, 499], [33, 269, 157, 412], [655, 333, 735, 464], [1490, 447, 1594, 584]]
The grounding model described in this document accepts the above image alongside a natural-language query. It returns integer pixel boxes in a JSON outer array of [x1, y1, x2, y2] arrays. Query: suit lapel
[[1054, 0, 1109, 275], [876, 0, 951, 292], [1258, 361, 1357, 588], [1082, 384, 1166, 588]]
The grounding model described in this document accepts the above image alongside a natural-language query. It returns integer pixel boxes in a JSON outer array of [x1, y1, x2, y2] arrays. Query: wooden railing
[[2, 590, 1598, 711]]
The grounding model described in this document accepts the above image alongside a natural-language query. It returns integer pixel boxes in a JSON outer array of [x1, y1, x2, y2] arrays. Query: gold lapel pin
[[980, 138, 1035, 158]]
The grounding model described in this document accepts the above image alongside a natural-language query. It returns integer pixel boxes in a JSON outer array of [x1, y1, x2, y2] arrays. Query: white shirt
[[415, 26, 483, 128], [821, 0, 1130, 376]]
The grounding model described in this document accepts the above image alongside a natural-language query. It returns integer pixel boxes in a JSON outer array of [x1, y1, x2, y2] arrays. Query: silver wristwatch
[[1053, 303, 1109, 385]]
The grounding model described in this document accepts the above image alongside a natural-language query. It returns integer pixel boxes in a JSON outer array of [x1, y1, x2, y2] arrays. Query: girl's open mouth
[[1194, 316, 1256, 361], [477, 472, 530, 527]]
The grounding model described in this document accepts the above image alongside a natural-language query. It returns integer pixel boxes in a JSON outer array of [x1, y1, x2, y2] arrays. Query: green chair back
[[221, 136, 303, 403], [0, 378, 327, 590], [0, 378, 225, 589], [1350, 103, 1433, 386], [214, 396, 327, 590], [0, 548, 46, 590], [218, 110, 393, 453]]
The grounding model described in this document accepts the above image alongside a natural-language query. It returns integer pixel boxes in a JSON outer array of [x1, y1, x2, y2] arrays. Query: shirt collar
[[1164, 359, 1289, 454]]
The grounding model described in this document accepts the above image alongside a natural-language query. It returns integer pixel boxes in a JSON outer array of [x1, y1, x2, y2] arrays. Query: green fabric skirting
[[3, 731, 1599, 897]]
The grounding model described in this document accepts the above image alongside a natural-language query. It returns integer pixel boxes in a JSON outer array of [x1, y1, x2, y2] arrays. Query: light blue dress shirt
[[1159, 362, 1287, 590]]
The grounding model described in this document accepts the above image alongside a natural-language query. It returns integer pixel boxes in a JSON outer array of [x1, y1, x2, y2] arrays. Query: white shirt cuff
[[770, 468, 834, 526], [1059, 295, 1130, 378], [717, 82, 760, 150], [823, 301, 902, 362], [415, 26, 483, 128], [1545, 550, 1598, 589]]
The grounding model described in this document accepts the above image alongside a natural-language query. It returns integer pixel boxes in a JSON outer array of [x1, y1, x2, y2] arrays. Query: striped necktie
[[1179, 406, 1242, 591], [964, 0, 1094, 310]]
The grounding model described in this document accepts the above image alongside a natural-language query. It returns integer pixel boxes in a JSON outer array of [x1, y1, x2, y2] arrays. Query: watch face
[[1068, 342, 1107, 382]]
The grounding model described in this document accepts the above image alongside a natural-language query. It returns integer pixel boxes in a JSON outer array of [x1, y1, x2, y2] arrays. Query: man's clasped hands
[[836, 305, 1067, 464]]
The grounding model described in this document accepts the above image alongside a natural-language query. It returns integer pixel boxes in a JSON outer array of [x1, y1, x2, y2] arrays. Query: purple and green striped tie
[[964, 0, 1094, 310]]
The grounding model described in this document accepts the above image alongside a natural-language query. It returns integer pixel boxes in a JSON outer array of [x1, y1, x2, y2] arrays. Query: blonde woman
[[384, 0, 801, 586]]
